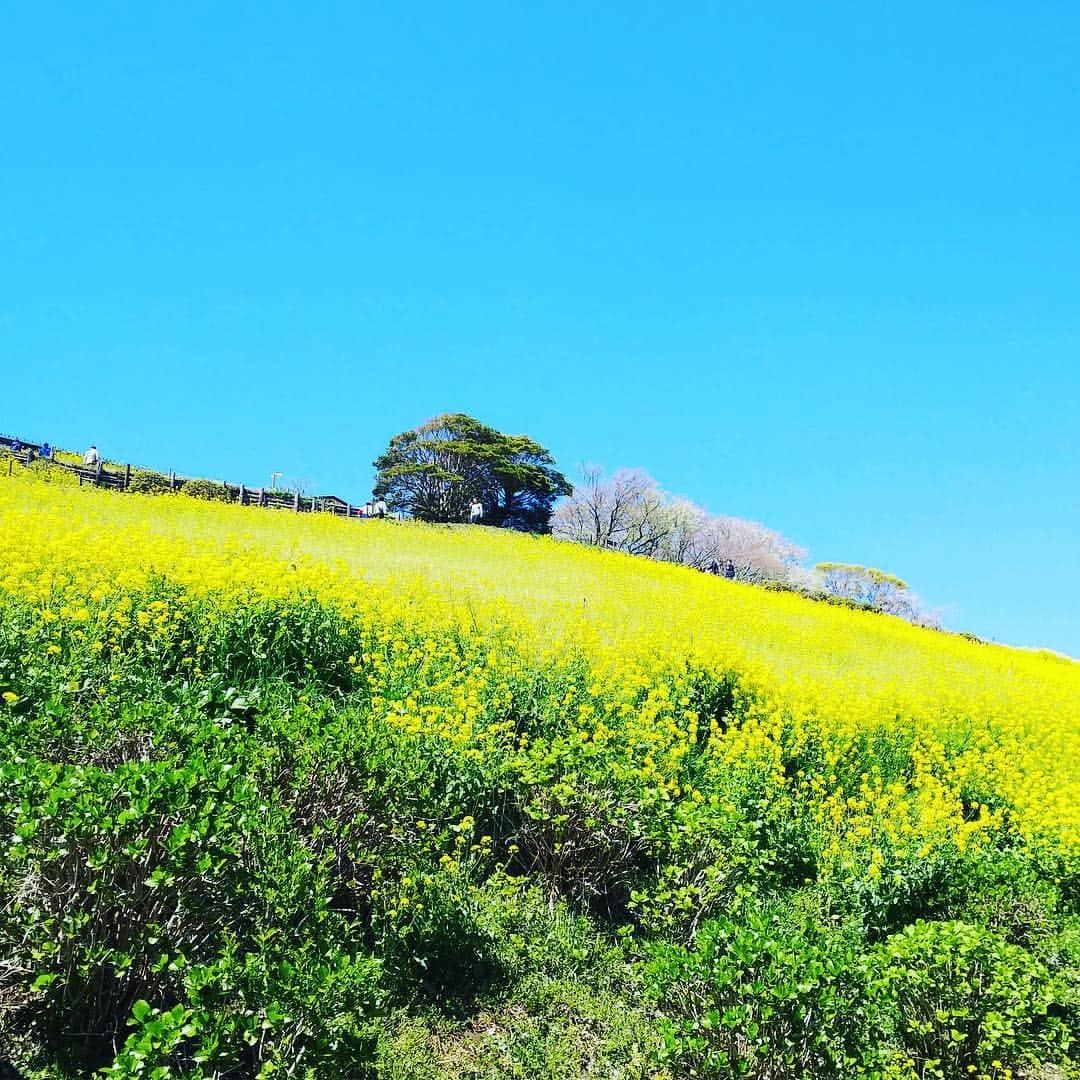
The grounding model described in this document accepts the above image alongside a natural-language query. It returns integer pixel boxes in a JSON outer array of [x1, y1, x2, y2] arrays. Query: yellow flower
[[0, 463, 1077, 891]]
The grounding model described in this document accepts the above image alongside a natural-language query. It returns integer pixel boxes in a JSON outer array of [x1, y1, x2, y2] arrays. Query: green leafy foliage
[[179, 479, 232, 502], [127, 471, 174, 495], [871, 919, 1073, 1077], [646, 906, 881, 1078]]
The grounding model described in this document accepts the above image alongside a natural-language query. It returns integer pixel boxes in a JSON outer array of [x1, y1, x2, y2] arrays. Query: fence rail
[[1, 436, 371, 520]]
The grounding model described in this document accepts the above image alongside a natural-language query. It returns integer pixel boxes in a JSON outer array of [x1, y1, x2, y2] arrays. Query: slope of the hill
[[1, 468, 1078, 1079]]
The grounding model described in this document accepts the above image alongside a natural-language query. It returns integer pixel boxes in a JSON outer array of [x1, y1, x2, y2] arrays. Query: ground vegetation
[[0, 469, 1076, 1078]]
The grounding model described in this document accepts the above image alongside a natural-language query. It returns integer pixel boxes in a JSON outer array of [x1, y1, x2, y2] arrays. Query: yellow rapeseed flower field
[[3, 465, 1080, 1076], [2, 465, 1076, 879]]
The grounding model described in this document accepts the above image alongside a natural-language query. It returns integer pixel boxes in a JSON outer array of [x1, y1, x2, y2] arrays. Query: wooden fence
[[0, 436, 368, 520]]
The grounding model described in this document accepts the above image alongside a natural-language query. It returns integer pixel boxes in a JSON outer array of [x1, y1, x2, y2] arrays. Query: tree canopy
[[372, 413, 571, 531]]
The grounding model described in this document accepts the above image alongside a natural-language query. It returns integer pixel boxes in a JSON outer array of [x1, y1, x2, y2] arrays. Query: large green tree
[[372, 414, 571, 531]]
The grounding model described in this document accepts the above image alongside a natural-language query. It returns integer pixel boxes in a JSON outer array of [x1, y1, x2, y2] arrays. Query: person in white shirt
[[83, 445, 101, 468], [468, 499, 483, 524], [373, 497, 388, 519]]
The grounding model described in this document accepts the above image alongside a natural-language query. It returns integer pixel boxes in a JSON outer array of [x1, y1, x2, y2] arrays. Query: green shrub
[[100, 999, 198, 1079], [197, 596, 362, 689], [0, 757, 258, 1069], [373, 859, 504, 1001], [127, 470, 173, 495], [0, 751, 386, 1075], [871, 919, 1073, 1077], [179, 477, 232, 502], [646, 908, 880, 1078], [946, 848, 1064, 947]]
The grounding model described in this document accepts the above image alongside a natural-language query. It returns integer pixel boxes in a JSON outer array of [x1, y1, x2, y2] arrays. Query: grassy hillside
[[1, 468, 1078, 1078]]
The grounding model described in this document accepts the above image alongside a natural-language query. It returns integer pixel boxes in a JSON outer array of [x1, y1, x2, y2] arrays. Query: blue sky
[[3, 3, 1078, 656]]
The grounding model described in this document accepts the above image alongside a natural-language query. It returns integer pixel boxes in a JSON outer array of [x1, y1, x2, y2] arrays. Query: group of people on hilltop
[[7, 438, 56, 461], [355, 497, 484, 524], [708, 559, 738, 579], [360, 497, 388, 519], [4, 438, 103, 467]]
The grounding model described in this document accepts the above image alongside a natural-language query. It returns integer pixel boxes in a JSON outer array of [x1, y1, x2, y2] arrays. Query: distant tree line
[[550, 465, 938, 625], [551, 466, 806, 582], [373, 416, 938, 626]]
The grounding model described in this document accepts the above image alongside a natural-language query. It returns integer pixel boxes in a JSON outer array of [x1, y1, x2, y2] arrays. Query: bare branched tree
[[658, 497, 709, 567], [554, 467, 805, 582], [552, 467, 676, 558], [814, 563, 939, 625], [691, 515, 807, 582]]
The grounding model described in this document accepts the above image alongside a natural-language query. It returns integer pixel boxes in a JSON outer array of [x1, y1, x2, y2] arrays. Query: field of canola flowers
[[0, 465, 1078, 1079]]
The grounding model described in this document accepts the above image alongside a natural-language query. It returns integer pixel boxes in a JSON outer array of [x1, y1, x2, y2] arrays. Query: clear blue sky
[[3, 3, 1078, 656]]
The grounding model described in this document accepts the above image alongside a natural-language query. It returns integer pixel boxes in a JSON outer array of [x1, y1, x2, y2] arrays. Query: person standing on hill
[[83, 445, 101, 468], [468, 499, 483, 524], [373, 497, 388, 519], [37, 442, 53, 460]]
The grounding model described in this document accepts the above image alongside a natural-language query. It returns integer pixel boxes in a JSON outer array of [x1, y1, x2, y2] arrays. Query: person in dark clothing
[[708, 560, 720, 576], [723, 560, 736, 579], [37, 442, 53, 459]]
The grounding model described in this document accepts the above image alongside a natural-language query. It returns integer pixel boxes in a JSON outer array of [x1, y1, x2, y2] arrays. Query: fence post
[[125, 464, 132, 490], [293, 491, 300, 512], [95, 462, 103, 487], [258, 488, 266, 507], [239, 484, 246, 506]]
